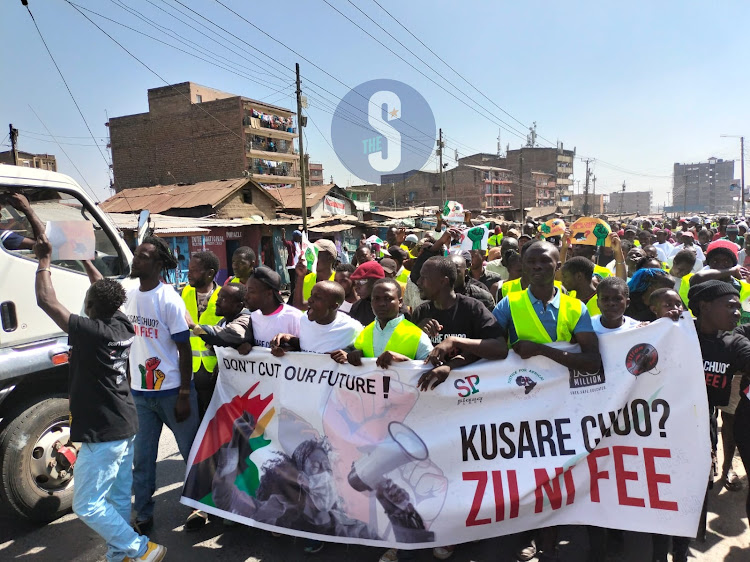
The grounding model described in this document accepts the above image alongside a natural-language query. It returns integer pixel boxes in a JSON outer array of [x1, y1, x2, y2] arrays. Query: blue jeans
[[73, 437, 149, 561], [133, 390, 199, 522]]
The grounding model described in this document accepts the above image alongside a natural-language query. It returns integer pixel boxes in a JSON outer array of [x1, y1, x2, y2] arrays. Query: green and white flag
[[301, 231, 317, 271], [459, 223, 490, 251]]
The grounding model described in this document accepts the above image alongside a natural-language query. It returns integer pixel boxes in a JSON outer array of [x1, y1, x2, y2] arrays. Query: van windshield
[[0, 188, 126, 277]]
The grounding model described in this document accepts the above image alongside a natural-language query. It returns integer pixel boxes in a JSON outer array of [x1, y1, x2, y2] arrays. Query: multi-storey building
[[572, 193, 605, 215], [504, 145, 575, 211], [532, 171, 556, 207], [673, 158, 736, 213], [0, 150, 57, 171], [606, 191, 652, 215], [108, 82, 301, 191], [308, 162, 324, 186], [378, 164, 513, 211]]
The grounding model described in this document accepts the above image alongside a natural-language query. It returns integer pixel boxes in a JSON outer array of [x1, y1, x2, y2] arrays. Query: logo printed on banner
[[455, 375, 481, 405], [625, 344, 660, 376], [507, 369, 543, 399], [569, 367, 606, 393]]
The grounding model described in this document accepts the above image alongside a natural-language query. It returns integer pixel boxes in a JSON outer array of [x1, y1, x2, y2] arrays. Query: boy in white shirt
[[591, 276, 640, 334]]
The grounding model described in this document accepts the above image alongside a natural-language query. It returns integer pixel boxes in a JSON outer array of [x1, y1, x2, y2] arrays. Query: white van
[[0, 165, 135, 521]]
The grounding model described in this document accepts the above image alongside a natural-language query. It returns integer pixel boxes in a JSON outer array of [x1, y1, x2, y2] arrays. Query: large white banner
[[180, 317, 710, 549]]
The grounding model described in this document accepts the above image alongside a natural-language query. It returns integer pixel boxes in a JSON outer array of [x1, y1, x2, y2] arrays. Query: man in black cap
[[684, 280, 750, 561], [244, 265, 302, 349]]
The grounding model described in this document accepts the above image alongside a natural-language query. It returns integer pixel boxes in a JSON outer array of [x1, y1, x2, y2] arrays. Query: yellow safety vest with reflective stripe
[[501, 278, 563, 299], [501, 278, 523, 299], [182, 285, 221, 373], [488, 233, 503, 247], [353, 318, 423, 359], [593, 265, 610, 278], [303, 271, 336, 301], [507, 288, 582, 344], [585, 294, 600, 316], [396, 268, 409, 283], [677, 274, 692, 310]]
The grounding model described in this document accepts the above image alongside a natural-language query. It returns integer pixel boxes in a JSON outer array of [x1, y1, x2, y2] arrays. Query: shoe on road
[[123, 541, 167, 562]]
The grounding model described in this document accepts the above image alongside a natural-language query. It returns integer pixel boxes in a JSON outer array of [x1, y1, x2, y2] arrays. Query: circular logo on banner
[[331, 79, 436, 184], [625, 343, 660, 376]]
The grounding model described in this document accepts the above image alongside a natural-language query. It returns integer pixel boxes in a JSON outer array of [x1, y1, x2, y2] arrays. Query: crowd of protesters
[[5, 187, 748, 562]]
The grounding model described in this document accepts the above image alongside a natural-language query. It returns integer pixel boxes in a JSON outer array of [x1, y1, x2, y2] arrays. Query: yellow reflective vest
[[677, 274, 692, 311], [488, 233, 503, 247], [354, 318, 423, 359], [501, 278, 563, 299], [507, 288, 582, 344], [303, 271, 336, 301], [182, 284, 222, 373]]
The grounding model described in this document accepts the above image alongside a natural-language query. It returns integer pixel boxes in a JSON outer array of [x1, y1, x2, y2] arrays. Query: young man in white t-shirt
[[124, 237, 199, 535], [245, 266, 302, 349], [271, 281, 362, 355]]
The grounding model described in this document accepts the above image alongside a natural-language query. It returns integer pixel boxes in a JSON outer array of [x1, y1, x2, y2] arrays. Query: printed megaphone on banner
[[348, 421, 429, 492]]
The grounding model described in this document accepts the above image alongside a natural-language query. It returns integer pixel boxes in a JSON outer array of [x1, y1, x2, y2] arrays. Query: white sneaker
[[124, 541, 167, 562]]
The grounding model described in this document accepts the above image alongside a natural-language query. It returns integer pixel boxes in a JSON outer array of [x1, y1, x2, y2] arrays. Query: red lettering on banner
[[533, 467, 574, 513], [463, 472, 491, 526], [587, 447, 610, 502], [613, 446, 645, 507], [643, 448, 678, 511], [507, 469, 520, 519], [464, 470, 520, 525], [491, 470, 505, 522]]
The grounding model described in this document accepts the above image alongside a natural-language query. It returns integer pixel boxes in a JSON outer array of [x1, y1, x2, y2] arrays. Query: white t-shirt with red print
[[124, 283, 190, 392]]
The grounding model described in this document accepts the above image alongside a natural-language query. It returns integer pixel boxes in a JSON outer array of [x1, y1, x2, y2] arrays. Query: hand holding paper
[[44, 221, 96, 261]]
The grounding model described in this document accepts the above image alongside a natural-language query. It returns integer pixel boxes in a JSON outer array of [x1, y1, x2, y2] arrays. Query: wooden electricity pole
[[296, 63, 307, 232]]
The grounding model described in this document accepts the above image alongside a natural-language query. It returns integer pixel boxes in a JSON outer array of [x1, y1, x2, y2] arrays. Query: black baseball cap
[[251, 266, 283, 304]]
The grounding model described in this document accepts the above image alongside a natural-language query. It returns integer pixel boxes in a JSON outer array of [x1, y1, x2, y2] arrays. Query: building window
[[243, 191, 253, 204], [196, 94, 202, 103]]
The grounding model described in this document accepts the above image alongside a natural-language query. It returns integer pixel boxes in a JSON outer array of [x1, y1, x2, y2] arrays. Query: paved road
[[1, 428, 747, 561]]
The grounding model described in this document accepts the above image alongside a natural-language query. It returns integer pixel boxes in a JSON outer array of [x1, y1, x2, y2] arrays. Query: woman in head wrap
[[625, 268, 675, 321]]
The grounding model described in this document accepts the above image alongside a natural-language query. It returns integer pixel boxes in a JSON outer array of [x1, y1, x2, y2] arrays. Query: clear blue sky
[[2, 0, 748, 208]]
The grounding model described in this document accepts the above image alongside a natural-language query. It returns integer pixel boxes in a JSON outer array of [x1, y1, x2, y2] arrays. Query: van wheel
[[0, 397, 74, 522]]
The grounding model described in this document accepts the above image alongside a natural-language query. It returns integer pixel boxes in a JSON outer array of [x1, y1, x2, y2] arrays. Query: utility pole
[[519, 153, 524, 222], [8, 124, 19, 165], [721, 134, 746, 216], [295, 63, 307, 232], [742, 136, 746, 217], [620, 181, 626, 218], [437, 129, 445, 204], [683, 174, 688, 216], [591, 174, 597, 213], [583, 159, 591, 216]]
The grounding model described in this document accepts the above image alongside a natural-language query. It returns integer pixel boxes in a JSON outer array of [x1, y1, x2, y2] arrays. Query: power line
[[28, 105, 96, 197], [64, 0, 249, 148], [208, 0, 451, 155], [340, 0, 533, 145], [69, 2, 292, 97], [107, 0, 290, 90], [367, 0, 558, 149], [24, 3, 113, 183], [19, 129, 107, 140], [321, 0, 530, 145]]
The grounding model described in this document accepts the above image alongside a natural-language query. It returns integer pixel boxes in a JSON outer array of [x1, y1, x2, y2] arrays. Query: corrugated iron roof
[[100, 178, 278, 214], [264, 183, 338, 209]]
